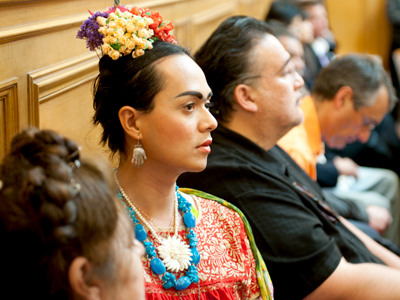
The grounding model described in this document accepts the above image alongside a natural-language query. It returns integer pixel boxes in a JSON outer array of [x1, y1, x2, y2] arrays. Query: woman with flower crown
[[78, 4, 274, 300]]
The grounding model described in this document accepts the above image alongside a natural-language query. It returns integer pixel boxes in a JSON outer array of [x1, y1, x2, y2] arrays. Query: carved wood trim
[[0, 14, 87, 45], [27, 52, 99, 127], [0, 0, 185, 45], [0, 0, 41, 4], [0, 77, 19, 157]]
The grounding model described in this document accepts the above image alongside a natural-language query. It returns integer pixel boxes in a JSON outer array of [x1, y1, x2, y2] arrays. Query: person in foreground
[[0, 127, 145, 300], [178, 16, 400, 300], [78, 5, 273, 300]]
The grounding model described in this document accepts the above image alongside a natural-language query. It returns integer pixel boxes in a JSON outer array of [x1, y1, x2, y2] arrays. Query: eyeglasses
[[359, 107, 377, 131], [241, 61, 297, 83], [292, 181, 339, 223]]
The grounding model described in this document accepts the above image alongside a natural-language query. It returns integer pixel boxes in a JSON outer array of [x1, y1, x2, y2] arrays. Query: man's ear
[[69, 257, 102, 300], [118, 106, 142, 140], [333, 86, 354, 110], [234, 84, 258, 113]]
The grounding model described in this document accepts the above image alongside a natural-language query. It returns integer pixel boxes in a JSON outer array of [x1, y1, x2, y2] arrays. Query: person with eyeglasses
[[269, 23, 398, 244], [178, 16, 400, 300], [278, 53, 400, 248]]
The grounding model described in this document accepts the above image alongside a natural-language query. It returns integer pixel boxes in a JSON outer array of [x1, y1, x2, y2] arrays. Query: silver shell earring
[[131, 134, 147, 168]]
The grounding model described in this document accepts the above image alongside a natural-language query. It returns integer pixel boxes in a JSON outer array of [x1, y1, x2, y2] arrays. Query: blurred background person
[[269, 21, 309, 97]]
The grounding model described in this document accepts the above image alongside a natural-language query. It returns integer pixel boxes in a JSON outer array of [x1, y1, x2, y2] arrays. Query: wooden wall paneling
[[0, 0, 185, 46], [325, 0, 366, 54], [238, 0, 272, 20], [174, 16, 194, 50], [183, 0, 235, 18], [27, 52, 98, 127], [0, 1, 39, 3], [27, 51, 105, 156], [0, 77, 19, 158], [2, 0, 144, 28], [134, 0, 184, 7], [0, 13, 89, 45], [364, 0, 391, 67], [191, 2, 238, 52], [326, 0, 391, 68], [39, 80, 106, 157]]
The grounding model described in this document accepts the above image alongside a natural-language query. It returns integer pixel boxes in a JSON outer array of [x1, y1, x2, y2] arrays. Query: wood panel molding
[[0, 77, 19, 157], [238, 0, 265, 17], [134, 0, 185, 8], [174, 2, 237, 51], [28, 52, 99, 127], [0, 14, 87, 45], [0, 0, 39, 3], [0, 0, 184, 45], [174, 16, 194, 49], [192, 2, 237, 26]]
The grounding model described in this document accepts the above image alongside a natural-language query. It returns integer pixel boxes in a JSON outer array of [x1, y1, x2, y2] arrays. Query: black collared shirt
[[178, 125, 383, 300]]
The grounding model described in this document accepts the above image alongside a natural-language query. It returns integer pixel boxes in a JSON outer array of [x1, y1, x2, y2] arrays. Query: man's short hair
[[267, 20, 296, 39], [265, 1, 306, 25], [298, 0, 324, 10], [312, 54, 398, 111], [194, 16, 272, 122]]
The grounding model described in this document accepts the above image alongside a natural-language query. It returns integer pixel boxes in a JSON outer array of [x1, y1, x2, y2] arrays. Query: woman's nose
[[200, 109, 218, 132]]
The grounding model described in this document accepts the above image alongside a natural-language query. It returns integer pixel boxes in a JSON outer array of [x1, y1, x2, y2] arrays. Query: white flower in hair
[[158, 235, 192, 272]]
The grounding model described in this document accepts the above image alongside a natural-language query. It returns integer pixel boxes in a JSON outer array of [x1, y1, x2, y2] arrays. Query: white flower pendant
[[158, 235, 192, 273]]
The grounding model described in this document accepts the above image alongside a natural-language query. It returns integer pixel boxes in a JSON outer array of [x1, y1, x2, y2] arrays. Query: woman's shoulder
[[180, 189, 245, 228], [180, 188, 236, 208]]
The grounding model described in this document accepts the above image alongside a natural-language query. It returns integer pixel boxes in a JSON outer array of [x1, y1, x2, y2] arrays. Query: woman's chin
[[183, 161, 208, 174]]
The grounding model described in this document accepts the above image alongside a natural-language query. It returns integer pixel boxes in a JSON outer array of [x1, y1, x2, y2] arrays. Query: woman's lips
[[197, 140, 212, 153]]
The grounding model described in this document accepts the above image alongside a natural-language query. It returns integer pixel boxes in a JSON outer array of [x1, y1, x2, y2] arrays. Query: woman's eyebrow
[[175, 91, 213, 100]]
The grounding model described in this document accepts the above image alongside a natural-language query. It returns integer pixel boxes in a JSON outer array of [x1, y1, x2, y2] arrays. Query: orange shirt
[[277, 96, 324, 180]]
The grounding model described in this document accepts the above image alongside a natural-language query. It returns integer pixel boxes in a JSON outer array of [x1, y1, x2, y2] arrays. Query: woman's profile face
[[138, 54, 218, 175]]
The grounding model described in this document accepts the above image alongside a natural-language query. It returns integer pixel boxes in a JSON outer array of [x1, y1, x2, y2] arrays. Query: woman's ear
[[69, 257, 102, 300], [234, 84, 258, 112], [118, 106, 142, 140]]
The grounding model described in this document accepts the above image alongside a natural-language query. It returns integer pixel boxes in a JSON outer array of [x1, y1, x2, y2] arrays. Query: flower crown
[[77, 5, 177, 60]]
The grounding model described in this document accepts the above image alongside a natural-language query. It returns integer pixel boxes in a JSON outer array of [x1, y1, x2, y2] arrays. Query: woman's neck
[[116, 157, 181, 227]]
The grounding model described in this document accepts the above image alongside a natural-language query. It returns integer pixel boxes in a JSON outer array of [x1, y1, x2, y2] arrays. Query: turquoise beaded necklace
[[114, 174, 200, 291]]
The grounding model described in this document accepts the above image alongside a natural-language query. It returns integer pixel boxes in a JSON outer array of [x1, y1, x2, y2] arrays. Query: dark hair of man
[[0, 127, 121, 299], [312, 54, 398, 111], [265, 1, 306, 24], [93, 41, 192, 156], [298, 0, 324, 10], [267, 19, 297, 39], [194, 16, 273, 123]]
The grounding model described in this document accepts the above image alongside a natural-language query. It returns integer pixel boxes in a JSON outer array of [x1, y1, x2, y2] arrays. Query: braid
[[0, 127, 119, 299]]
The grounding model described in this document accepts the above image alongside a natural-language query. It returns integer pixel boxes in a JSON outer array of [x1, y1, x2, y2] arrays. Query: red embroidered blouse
[[142, 196, 260, 300]]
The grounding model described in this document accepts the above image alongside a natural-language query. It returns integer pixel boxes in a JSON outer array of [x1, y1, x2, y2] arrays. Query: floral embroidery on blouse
[[142, 196, 260, 300]]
